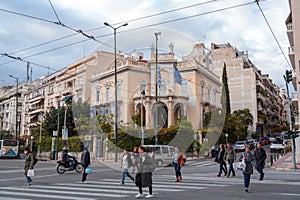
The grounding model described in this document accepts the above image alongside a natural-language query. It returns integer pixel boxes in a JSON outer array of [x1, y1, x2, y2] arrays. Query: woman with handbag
[[216, 144, 227, 177], [239, 146, 254, 192], [24, 147, 34, 185]]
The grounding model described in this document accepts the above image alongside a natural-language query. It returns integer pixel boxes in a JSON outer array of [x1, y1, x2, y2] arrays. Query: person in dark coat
[[239, 146, 254, 192], [135, 146, 153, 199], [215, 144, 227, 177], [132, 147, 140, 174], [24, 147, 34, 185], [81, 145, 91, 183], [254, 143, 267, 181]]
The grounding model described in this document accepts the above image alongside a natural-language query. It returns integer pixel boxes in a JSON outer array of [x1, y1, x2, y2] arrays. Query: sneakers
[[135, 193, 144, 198], [245, 188, 248, 192], [145, 194, 154, 199], [24, 182, 32, 186]]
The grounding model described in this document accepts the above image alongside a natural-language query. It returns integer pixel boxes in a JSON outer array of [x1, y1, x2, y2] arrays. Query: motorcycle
[[56, 157, 83, 174]]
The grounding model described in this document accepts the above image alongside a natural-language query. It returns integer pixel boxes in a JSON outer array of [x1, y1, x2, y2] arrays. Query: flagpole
[[154, 32, 161, 145]]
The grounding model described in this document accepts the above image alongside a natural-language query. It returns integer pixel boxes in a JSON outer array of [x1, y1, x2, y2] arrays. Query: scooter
[[56, 157, 83, 174]]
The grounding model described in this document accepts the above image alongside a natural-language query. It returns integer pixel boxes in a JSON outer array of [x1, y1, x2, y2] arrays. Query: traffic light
[[286, 130, 299, 139], [285, 70, 293, 83]]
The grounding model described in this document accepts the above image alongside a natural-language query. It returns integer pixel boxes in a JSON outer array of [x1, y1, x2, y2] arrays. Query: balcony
[[286, 22, 294, 46], [74, 84, 83, 91], [62, 87, 73, 95], [257, 93, 265, 101], [288, 46, 295, 69], [28, 94, 45, 103], [256, 80, 265, 90]]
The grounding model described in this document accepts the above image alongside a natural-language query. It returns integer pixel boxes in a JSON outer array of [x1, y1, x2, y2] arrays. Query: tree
[[221, 62, 231, 115]]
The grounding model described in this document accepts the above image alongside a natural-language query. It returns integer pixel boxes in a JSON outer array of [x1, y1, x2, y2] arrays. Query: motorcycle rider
[[62, 147, 75, 169]]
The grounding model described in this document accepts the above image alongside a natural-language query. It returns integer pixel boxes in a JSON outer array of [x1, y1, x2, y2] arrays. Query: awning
[[61, 95, 72, 102]]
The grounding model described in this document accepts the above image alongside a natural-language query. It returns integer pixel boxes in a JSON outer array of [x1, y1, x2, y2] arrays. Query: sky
[[0, 0, 291, 89]]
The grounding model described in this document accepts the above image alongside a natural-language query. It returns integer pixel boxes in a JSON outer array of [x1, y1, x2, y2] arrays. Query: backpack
[[33, 155, 38, 166]]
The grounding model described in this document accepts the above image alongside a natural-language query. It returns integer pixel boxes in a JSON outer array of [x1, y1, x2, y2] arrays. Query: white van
[[143, 145, 186, 167]]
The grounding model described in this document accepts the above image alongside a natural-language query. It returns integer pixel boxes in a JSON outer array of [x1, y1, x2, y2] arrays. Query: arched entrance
[[174, 103, 184, 125], [152, 102, 168, 128]]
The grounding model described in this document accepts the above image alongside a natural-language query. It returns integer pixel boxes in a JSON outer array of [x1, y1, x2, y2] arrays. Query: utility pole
[[9, 75, 18, 140]]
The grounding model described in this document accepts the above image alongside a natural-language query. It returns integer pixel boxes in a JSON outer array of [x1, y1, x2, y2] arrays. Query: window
[[201, 85, 205, 101], [159, 84, 167, 96], [96, 87, 100, 103], [208, 86, 211, 102], [214, 90, 217, 105], [105, 86, 110, 102], [117, 83, 121, 100]]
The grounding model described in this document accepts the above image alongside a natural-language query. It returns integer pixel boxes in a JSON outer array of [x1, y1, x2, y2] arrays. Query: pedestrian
[[81, 145, 91, 183], [132, 147, 140, 174], [254, 143, 267, 181], [24, 147, 34, 185], [135, 146, 153, 199], [173, 147, 184, 182], [225, 142, 236, 177], [215, 144, 227, 177], [239, 146, 254, 192], [120, 148, 135, 185]]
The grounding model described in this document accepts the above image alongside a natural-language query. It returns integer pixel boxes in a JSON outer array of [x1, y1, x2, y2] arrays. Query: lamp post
[[154, 32, 161, 145], [9, 75, 18, 140], [104, 22, 128, 162]]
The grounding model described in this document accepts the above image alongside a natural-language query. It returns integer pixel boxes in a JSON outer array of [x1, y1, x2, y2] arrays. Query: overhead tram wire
[[0, 0, 264, 69], [255, 0, 292, 70], [0, 0, 218, 59]]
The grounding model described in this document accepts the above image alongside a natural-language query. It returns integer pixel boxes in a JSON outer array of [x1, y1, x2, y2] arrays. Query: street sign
[[62, 128, 68, 140], [85, 135, 91, 141]]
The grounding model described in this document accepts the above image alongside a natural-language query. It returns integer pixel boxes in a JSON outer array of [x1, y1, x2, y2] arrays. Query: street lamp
[[104, 21, 128, 162], [154, 32, 161, 145], [9, 75, 18, 140]]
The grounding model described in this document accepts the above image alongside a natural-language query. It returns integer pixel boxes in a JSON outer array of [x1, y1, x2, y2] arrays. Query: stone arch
[[151, 101, 168, 128], [174, 103, 184, 125]]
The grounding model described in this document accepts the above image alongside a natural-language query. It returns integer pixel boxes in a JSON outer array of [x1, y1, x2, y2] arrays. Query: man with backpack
[[120, 148, 135, 185]]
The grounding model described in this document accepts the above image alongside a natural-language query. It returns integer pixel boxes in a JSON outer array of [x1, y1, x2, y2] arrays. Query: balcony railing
[[287, 22, 293, 31]]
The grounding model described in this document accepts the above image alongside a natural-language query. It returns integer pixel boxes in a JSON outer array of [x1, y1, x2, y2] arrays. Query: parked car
[[143, 145, 186, 167], [234, 141, 246, 152], [270, 138, 285, 153]]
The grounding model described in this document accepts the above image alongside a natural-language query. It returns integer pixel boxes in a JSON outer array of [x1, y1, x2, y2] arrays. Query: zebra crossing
[[0, 173, 235, 200]]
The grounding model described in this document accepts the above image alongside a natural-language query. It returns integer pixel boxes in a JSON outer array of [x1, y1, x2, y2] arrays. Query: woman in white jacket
[[120, 148, 134, 185]]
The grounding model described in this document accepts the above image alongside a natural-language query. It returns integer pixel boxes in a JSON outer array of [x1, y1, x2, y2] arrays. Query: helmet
[[62, 147, 68, 152]]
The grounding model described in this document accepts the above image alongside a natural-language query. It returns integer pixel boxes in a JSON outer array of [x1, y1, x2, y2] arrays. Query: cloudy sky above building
[[0, 0, 290, 88]]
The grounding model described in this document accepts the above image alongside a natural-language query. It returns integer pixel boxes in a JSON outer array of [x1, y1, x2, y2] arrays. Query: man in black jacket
[[81, 145, 91, 183], [254, 143, 267, 181]]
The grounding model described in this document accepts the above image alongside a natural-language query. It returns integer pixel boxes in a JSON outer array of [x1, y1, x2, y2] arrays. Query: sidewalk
[[269, 152, 300, 171]]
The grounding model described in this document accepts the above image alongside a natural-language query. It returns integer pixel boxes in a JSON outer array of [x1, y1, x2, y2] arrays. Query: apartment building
[[191, 43, 284, 136], [22, 51, 113, 137], [0, 83, 27, 139], [286, 0, 300, 162]]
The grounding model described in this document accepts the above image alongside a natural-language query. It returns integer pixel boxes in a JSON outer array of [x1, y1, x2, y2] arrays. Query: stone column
[[168, 97, 174, 127]]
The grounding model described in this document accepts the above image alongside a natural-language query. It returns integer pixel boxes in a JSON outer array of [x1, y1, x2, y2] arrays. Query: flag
[[174, 65, 182, 85], [158, 67, 161, 88]]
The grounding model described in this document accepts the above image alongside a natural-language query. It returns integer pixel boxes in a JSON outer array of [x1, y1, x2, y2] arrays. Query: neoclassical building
[[90, 43, 222, 131]]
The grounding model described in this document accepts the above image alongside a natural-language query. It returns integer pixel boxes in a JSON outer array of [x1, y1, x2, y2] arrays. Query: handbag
[[85, 166, 92, 174], [234, 153, 246, 171], [27, 169, 35, 177]]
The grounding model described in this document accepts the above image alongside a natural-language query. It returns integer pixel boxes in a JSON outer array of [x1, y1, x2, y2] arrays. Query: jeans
[[227, 159, 235, 176], [243, 172, 251, 188], [121, 169, 134, 184], [256, 165, 264, 180], [218, 161, 227, 175], [25, 171, 32, 183], [174, 163, 182, 178]]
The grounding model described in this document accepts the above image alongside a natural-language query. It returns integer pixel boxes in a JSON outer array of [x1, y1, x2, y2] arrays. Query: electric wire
[[0, 0, 261, 71], [255, 0, 292, 70]]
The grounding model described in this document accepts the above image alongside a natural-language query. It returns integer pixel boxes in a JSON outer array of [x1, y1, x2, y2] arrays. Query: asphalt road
[[0, 158, 300, 200]]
